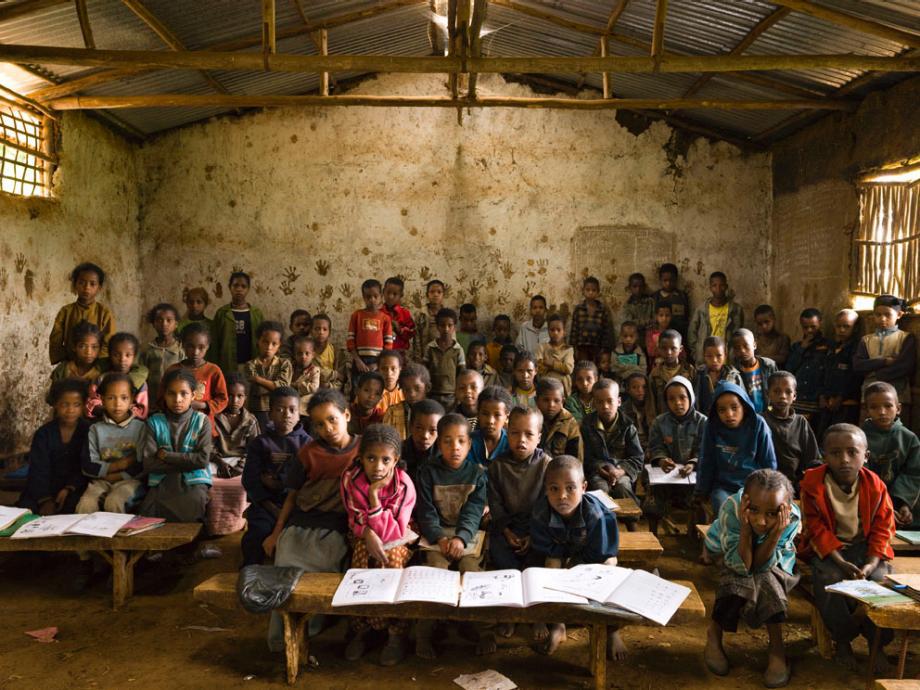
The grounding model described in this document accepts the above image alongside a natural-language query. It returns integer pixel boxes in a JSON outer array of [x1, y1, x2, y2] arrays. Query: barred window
[[0, 98, 53, 198]]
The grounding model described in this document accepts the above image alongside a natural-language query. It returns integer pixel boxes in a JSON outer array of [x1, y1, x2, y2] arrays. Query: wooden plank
[[613, 496, 641, 520], [0, 0, 69, 23], [875, 681, 920, 690], [262, 0, 276, 55], [600, 36, 610, 99], [0, 522, 201, 552], [893, 536, 920, 553], [770, 0, 920, 50], [318, 29, 329, 96], [651, 0, 668, 59], [467, 0, 488, 98], [74, 0, 95, 50], [604, 0, 631, 35]]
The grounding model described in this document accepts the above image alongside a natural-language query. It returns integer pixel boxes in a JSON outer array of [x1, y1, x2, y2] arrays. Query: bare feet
[[606, 630, 628, 661], [532, 622, 549, 642], [703, 628, 728, 676], [540, 624, 566, 656], [496, 623, 515, 638], [476, 631, 497, 655], [763, 652, 790, 688]]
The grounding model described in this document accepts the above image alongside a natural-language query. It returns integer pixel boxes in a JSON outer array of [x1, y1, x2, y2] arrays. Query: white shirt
[[515, 320, 549, 355]]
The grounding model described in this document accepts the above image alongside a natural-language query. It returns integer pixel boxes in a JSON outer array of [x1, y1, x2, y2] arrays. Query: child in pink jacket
[[340, 423, 417, 666]]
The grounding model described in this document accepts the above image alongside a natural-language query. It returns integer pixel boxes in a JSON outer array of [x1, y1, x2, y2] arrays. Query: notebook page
[[331, 568, 403, 607], [605, 569, 690, 625], [459, 570, 525, 608], [66, 512, 135, 538], [521, 568, 589, 606], [543, 564, 633, 602], [394, 566, 461, 606]]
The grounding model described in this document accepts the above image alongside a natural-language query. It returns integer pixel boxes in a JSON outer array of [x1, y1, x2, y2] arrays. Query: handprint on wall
[[14, 253, 26, 273], [279, 266, 300, 296], [315, 260, 330, 276]]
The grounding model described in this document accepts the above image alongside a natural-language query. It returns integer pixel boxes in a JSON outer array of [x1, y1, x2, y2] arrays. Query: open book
[[418, 529, 486, 559], [895, 530, 920, 545], [645, 464, 696, 485], [0, 506, 30, 532], [10, 512, 136, 539], [825, 579, 912, 607], [587, 490, 619, 512]]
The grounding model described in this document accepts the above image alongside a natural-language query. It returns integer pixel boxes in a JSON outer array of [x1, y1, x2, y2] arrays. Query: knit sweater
[[415, 454, 487, 546], [341, 464, 416, 544]]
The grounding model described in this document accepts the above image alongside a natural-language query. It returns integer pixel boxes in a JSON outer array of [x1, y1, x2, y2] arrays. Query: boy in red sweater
[[347, 279, 395, 380], [382, 276, 416, 357]]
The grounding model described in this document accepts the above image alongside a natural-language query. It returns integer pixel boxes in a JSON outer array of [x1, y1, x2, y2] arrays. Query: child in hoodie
[[645, 375, 707, 535], [763, 371, 820, 494], [694, 336, 742, 415], [536, 378, 582, 460], [649, 329, 695, 417]]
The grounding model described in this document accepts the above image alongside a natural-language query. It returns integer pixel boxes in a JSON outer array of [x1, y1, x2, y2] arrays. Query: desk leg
[[865, 627, 880, 690], [98, 550, 144, 609], [281, 612, 310, 685], [590, 624, 607, 690], [897, 630, 910, 679]]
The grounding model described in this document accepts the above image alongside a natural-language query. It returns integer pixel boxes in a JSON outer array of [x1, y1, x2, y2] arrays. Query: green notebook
[[896, 530, 920, 545], [0, 513, 40, 538]]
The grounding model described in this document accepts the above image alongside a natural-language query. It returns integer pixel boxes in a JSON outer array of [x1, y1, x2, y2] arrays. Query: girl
[[98, 332, 149, 419], [177, 286, 212, 335], [49, 262, 115, 365], [49, 321, 104, 415], [854, 294, 916, 422], [511, 350, 538, 408], [564, 360, 598, 423], [211, 373, 259, 478], [413, 279, 446, 362], [141, 302, 183, 406], [310, 314, 344, 390], [210, 271, 264, 377], [290, 335, 321, 427], [536, 315, 575, 396], [163, 322, 228, 437], [140, 368, 213, 523], [341, 424, 417, 666]]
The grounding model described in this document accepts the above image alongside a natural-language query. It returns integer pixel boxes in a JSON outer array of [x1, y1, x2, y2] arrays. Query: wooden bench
[[892, 536, 920, 554], [194, 571, 705, 688], [874, 681, 920, 690], [615, 531, 663, 565], [0, 523, 201, 608], [866, 557, 920, 689], [613, 497, 642, 520]]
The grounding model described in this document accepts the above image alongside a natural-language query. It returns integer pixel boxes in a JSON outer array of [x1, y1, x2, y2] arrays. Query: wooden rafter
[[600, 37, 610, 99], [0, 0, 68, 23], [318, 29, 329, 96], [770, 0, 920, 49], [604, 0, 631, 36], [262, 0, 276, 56], [447, 0, 458, 97], [468, 0, 488, 99], [489, 0, 600, 36], [651, 0, 667, 59], [74, 0, 95, 50]]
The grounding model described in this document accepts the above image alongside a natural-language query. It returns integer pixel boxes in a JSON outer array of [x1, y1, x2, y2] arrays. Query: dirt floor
[[1, 529, 918, 690]]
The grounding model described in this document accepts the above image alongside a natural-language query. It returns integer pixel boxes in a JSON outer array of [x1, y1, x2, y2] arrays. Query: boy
[[376, 350, 404, 415], [279, 309, 312, 360], [645, 302, 673, 370], [382, 276, 416, 356], [497, 343, 518, 391], [211, 373, 261, 478], [457, 303, 482, 353], [210, 271, 264, 378], [536, 314, 575, 396], [799, 424, 895, 666], [50, 262, 115, 364], [611, 321, 647, 382], [763, 371, 820, 493], [178, 286, 211, 335], [516, 295, 549, 355], [424, 308, 466, 408], [454, 368, 484, 430], [401, 399, 445, 483], [818, 308, 863, 434], [564, 360, 598, 423], [241, 386, 310, 566], [649, 330, 695, 417], [346, 279, 394, 376], [290, 335, 321, 424], [383, 362, 431, 439], [862, 382, 920, 529], [311, 314, 344, 390], [414, 413, 489, 657], [348, 371, 385, 435], [570, 276, 613, 363], [413, 279, 446, 362], [786, 308, 830, 422], [244, 321, 293, 431], [467, 339, 498, 387], [620, 273, 656, 340], [597, 349, 614, 380], [694, 335, 742, 415], [753, 305, 790, 369], [688, 271, 744, 364], [486, 314, 513, 371], [621, 371, 653, 449], [652, 263, 690, 339], [469, 385, 512, 466], [536, 378, 582, 460], [731, 329, 777, 415]]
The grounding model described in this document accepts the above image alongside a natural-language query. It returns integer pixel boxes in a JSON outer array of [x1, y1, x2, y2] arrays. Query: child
[[564, 360, 598, 423], [581, 379, 643, 509], [620, 371, 653, 449], [611, 321, 647, 382], [140, 368, 213, 523], [414, 279, 446, 362], [244, 320, 294, 431], [731, 328, 777, 415], [497, 343, 518, 391], [401, 399, 445, 483], [423, 307, 465, 408], [855, 294, 917, 421], [694, 382, 776, 516], [536, 378, 582, 460], [649, 330, 695, 417], [469, 385, 512, 466], [645, 376, 706, 535], [652, 263, 690, 340], [515, 294, 549, 355], [262, 389, 359, 651], [77, 373, 146, 514], [597, 349, 614, 380], [178, 286, 211, 334], [620, 273, 656, 340], [279, 309, 312, 360], [688, 271, 744, 364], [799, 424, 895, 666], [569, 276, 613, 363], [311, 314, 344, 390], [454, 369, 484, 430], [486, 314, 513, 371], [786, 308, 830, 422], [141, 303, 183, 408], [341, 424, 416, 666], [49, 321, 104, 416], [49, 262, 115, 364], [376, 350, 404, 415], [210, 271, 264, 377], [467, 339, 498, 388], [349, 371, 385, 435], [753, 305, 790, 369], [18, 379, 90, 515], [347, 279, 395, 377], [645, 302, 673, 370], [211, 373, 260, 479], [511, 350, 538, 408], [457, 303, 482, 353], [536, 314, 575, 396], [383, 363, 431, 439], [703, 470, 799, 687], [818, 308, 863, 434], [381, 276, 416, 357], [290, 335, 321, 424], [763, 371, 820, 493], [694, 336, 742, 415], [241, 386, 309, 566], [163, 322, 228, 437], [100, 332, 150, 420], [414, 414, 489, 657], [862, 381, 920, 529], [530, 455, 620, 657]]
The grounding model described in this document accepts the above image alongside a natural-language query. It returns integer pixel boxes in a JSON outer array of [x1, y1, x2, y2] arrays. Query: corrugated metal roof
[[0, 0, 916, 142]]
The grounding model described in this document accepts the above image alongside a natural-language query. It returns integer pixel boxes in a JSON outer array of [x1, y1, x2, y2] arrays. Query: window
[[0, 100, 53, 198], [852, 163, 920, 305]]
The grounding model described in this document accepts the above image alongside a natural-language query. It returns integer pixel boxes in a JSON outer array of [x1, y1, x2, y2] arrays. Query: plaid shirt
[[569, 300, 613, 349]]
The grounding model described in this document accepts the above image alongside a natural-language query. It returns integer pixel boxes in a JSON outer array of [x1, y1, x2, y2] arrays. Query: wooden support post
[[600, 37, 610, 99], [74, 0, 95, 49], [280, 611, 310, 685], [318, 29, 329, 96], [896, 630, 910, 679], [590, 624, 607, 690], [866, 626, 881, 690], [651, 0, 668, 59], [604, 0, 631, 35], [467, 0, 488, 99], [262, 0, 276, 57], [771, 0, 920, 49]]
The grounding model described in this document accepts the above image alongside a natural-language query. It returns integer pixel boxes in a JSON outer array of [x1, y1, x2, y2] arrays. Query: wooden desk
[[613, 497, 642, 520], [893, 536, 920, 554], [616, 531, 663, 565], [865, 557, 920, 689]]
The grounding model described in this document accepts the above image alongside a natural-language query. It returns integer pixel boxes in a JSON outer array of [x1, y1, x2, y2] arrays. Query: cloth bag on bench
[[238, 565, 305, 614]]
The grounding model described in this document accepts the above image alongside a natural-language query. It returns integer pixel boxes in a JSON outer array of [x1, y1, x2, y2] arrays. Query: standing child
[[211, 373, 260, 478], [649, 330, 695, 417], [688, 271, 744, 364], [645, 302, 672, 370], [652, 263, 690, 340], [279, 309, 312, 360], [424, 308, 465, 408], [564, 360, 598, 423], [516, 295, 550, 355], [731, 328, 778, 415], [401, 399, 445, 483], [497, 343, 518, 392], [140, 368, 213, 523], [382, 277, 416, 358], [621, 273, 656, 341], [763, 372, 820, 494], [511, 350, 538, 409], [454, 369, 484, 430], [311, 314, 344, 390], [348, 371, 385, 435], [414, 279, 446, 362], [290, 335, 321, 426], [486, 314, 513, 371], [100, 332, 150, 420], [786, 308, 830, 423], [570, 276, 613, 363], [536, 378, 582, 460], [818, 308, 863, 435], [383, 363, 431, 439], [244, 321, 293, 431], [347, 279, 395, 379], [855, 295, 916, 422], [536, 314, 575, 396], [703, 470, 799, 687], [163, 322, 228, 437], [50, 262, 115, 364], [469, 385, 512, 466], [467, 340, 498, 387], [754, 305, 791, 369], [177, 286, 211, 335], [341, 424, 417, 666], [611, 321, 647, 382], [694, 336, 742, 415], [621, 372, 653, 449], [210, 271, 264, 378], [376, 350, 404, 415], [49, 321, 104, 416], [457, 303, 483, 353], [141, 303, 183, 408]]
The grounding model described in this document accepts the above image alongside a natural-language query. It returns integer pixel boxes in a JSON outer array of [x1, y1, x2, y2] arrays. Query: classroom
[[0, 1, 919, 689]]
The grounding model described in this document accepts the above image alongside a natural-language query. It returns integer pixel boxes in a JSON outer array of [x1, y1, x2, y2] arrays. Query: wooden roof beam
[[651, 0, 667, 59], [0, 0, 68, 23], [604, 0, 631, 36], [74, 0, 95, 49], [468, 0, 488, 99], [262, 0, 276, 56], [770, 0, 920, 49]]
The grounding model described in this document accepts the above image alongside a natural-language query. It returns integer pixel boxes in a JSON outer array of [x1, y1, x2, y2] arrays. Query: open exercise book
[[825, 579, 912, 607], [645, 464, 697, 485], [0, 506, 30, 532], [10, 512, 139, 539]]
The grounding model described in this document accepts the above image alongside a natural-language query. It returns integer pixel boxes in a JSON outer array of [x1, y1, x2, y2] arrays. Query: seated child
[[263, 389, 359, 650], [703, 469, 800, 687], [564, 360, 598, 423], [645, 302, 672, 369], [413, 279, 445, 362], [469, 385, 512, 466], [140, 368, 213, 523], [620, 371, 653, 449], [401, 399, 445, 483], [424, 308, 465, 408], [536, 378, 582, 460], [536, 314, 575, 396], [381, 276, 416, 357], [763, 371, 820, 493], [786, 308, 830, 422], [77, 373, 146, 514], [731, 328, 777, 415], [210, 271, 264, 377], [454, 368, 484, 430], [244, 320, 293, 431], [49, 262, 115, 364], [862, 381, 920, 529], [347, 279, 395, 378], [516, 295, 550, 355], [597, 349, 614, 380], [649, 329, 695, 417], [497, 343, 518, 391], [141, 302, 183, 406], [163, 322, 228, 437], [817, 308, 863, 435], [311, 314, 344, 390], [376, 350, 404, 415], [98, 332, 149, 419], [457, 303, 483, 353], [486, 314, 513, 371], [211, 373, 260, 478], [511, 350, 538, 408], [341, 424, 417, 666], [241, 386, 310, 566], [570, 276, 613, 363], [652, 263, 690, 340], [800, 424, 895, 667], [688, 271, 744, 364], [611, 321, 647, 382], [18, 379, 90, 515], [290, 335, 321, 426], [279, 309, 312, 360], [348, 371, 385, 435], [49, 320, 104, 415], [645, 375, 706, 535], [694, 336, 742, 415], [753, 305, 790, 369], [621, 273, 656, 341], [177, 286, 211, 335], [383, 362, 431, 439], [467, 339, 498, 387], [530, 455, 620, 657], [414, 413, 489, 657]]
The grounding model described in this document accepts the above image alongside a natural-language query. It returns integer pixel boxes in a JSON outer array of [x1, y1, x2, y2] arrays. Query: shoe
[[344, 634, 366, 661], [380, 634, 406, 666]]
